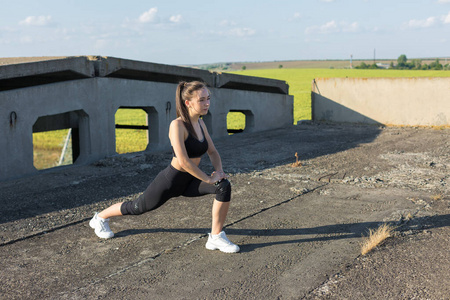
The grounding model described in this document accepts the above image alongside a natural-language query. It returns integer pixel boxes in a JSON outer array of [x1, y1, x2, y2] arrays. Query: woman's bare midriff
[[170, 157, 201, 172]]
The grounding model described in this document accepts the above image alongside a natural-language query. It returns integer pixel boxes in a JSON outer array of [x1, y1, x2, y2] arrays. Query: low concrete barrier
[[0, 56, 293, 181], [312, 77, 450, 126]]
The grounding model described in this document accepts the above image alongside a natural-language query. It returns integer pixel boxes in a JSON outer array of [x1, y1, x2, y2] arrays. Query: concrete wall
[[0, 56, 293, 181], [312, 77, 450, 126]]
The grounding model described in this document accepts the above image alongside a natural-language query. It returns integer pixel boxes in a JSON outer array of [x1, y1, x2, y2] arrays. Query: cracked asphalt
[[1, 123, 449, 299]]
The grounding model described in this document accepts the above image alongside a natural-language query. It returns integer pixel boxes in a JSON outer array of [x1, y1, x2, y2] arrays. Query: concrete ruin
[[0, 56, 293, 181], [312, 77, 450, 126]]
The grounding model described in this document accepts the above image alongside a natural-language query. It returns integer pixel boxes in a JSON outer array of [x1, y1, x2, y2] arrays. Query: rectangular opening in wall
[[32, 111, 84, 170], [227, 111, 245, 135], [115, 107, 149, 154], [33, 129, 74, 170], [227, 110, 254, 135]]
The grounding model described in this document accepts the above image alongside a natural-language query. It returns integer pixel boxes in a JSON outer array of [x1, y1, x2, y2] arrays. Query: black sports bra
[[173, 123, 209, 158]]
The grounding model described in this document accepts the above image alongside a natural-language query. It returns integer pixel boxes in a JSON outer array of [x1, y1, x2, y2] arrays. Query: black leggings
[[120, 165, 231, 215]]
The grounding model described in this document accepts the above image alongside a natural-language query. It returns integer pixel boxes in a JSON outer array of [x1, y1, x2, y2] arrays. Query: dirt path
[[0, 124, 448, 299]]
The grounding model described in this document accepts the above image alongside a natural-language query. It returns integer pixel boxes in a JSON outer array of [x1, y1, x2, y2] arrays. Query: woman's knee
[[215, 179, 231, 202], [120, 195, 147, 215]]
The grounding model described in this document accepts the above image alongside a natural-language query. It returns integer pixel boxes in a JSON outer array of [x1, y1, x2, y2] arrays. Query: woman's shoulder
[[170, 117, 185, 128], [169, 118, 188, 135]]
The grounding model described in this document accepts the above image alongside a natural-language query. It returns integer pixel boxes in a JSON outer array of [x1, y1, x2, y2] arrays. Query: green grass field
[[33, 129, 71, 169], [33, 68, 450, 169], [115, 108, 149, 154], [229, 68, 450, 123]]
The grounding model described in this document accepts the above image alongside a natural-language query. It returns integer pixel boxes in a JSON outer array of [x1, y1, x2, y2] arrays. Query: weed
[[405, 212, 414, 221], [431, 194, 443, 201], [360, 223, 396, 256], [291, 152, 302, 167], [431, 125, 450, 130]]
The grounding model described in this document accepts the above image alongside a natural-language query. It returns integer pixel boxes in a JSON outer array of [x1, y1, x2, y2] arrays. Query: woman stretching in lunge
[[89, 81, 239, 253]]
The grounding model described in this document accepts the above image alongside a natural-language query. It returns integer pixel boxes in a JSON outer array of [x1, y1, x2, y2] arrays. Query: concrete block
[[215, 72, 289, 94], [96, 56, 215, 87], [0, 56, 293, 181], [312, 77, 450, 126]]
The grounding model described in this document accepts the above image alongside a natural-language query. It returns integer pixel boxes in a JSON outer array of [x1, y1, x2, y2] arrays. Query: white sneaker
[[205, 231, 240, 253], [89, 212, 114, 239]]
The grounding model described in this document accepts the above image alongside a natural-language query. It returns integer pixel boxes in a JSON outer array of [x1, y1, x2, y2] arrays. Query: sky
[[1, 0, 450, 65]]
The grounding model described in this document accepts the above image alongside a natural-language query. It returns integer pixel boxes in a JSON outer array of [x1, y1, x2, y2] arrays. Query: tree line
[[355, 54, 449, 70]]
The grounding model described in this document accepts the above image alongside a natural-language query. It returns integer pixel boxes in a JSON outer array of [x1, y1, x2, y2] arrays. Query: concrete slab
[[0, 124, 448, 299], [0, 56, 95, 80], [215, 72, 289, 94], [0, 56, 71, 66], [97, 56, 215, 87]]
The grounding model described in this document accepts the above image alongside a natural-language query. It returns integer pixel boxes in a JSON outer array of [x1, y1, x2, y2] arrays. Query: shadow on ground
[[114, 213, 449, 252], [0, 124, 381, 224]]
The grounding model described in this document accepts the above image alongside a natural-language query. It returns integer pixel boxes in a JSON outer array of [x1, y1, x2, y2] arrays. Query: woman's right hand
[[209, 171, 225, 184]]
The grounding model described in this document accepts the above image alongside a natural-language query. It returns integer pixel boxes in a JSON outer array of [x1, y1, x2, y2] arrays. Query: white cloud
[[320, 0, 335, 2], [342, 22, 359, 32], [288, 12, 302, 22], [215, 20, 254, 36], [445, 11, 450, 23], [305, 20, 338, 34], [403, 11, 450, 28], [0, 26, 17, 34], [209, 26, 256, 38], [19, 15, 53, 26], [220, 20, 238, 27], [404, 16, 437, 28], [169, 14, 182, 23], [138, 8, 158, 23], [122, 9, 187, 35], [227, 27, 256, 37], [438, 0, 450, 3], [305, 20, 360, 34]]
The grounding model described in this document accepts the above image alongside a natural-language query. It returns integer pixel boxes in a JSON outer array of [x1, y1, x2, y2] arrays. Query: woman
[[89, 81, 240, 253]]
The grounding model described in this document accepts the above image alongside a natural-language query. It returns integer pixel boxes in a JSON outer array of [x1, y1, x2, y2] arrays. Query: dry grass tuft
[[291, 152, 302, 167], [405, 212, 414, 221], [360, 223, 396, 256], [431, 125, 450, 130], [431, 194, 443, 201]]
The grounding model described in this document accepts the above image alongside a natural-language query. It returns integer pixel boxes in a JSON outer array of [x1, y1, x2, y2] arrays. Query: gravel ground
[[0, 123, 449, 299]]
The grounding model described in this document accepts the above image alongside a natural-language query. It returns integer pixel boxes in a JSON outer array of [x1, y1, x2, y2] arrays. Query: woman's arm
[[169, 119, 222, 184], [200, 119, 227, 178]]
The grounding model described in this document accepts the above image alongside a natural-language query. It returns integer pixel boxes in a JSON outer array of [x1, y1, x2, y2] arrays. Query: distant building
[[376, 63, 390, 69]]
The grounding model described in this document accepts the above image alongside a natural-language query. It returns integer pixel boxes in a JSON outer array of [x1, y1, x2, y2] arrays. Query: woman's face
[[188, 88, 210, 116]]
